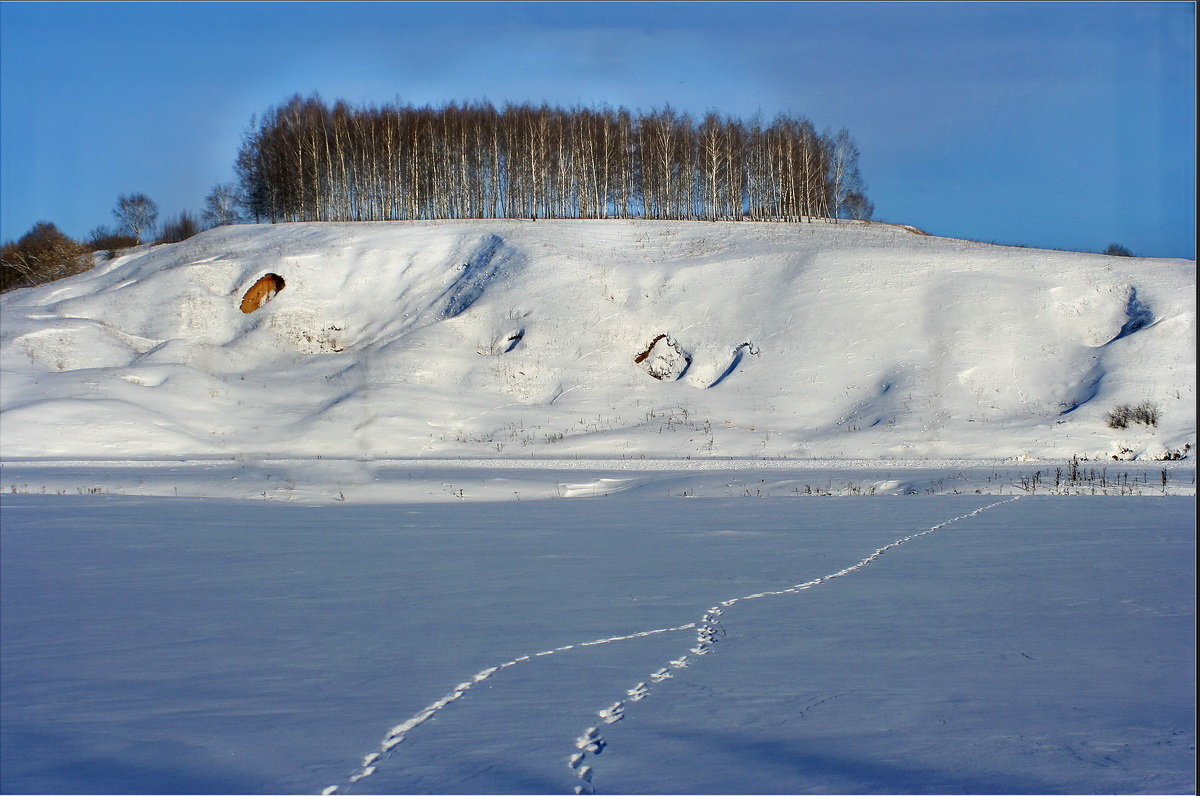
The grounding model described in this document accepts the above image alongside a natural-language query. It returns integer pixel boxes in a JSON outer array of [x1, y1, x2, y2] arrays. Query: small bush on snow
[[1106, 402, 1159, 429]]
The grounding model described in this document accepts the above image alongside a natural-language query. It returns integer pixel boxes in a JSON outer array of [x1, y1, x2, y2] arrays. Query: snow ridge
[[568, 496, 1021, 795]]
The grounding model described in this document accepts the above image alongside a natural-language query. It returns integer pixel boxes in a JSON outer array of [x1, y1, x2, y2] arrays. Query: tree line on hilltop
[[3, 95, 876, 292], [2, 94, 1143, 294], [236, 95, 874, 224]]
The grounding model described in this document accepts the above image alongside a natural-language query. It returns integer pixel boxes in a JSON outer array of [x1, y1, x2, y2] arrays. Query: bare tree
[[113, 193, 159, 243], [826, 129, 869, 220], [203, 183, 244, 227], [233, 97, 871, 226], [843, 191, 874, 220]]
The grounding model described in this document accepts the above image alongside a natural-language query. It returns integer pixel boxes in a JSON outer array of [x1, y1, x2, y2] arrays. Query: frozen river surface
[[1, 494, 1194, 794]]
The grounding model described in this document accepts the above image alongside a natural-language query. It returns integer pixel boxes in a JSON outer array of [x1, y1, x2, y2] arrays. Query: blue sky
[[1, 1, 1194, 258]]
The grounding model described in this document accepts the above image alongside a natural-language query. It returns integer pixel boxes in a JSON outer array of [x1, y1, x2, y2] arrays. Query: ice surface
[[1, 494, 1193, 794]]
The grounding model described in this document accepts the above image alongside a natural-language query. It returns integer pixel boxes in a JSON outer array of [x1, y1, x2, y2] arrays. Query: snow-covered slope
[[1, 219, 1194, 461]]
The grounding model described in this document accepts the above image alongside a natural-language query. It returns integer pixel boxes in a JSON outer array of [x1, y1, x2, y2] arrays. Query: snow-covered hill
[[1, 219, 1194, 461]]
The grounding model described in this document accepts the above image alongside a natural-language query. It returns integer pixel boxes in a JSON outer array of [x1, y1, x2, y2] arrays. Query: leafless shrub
[[157, 211, 202, 244], [1106, 402, 1159, 429], [87, 226, 139, 258], [1, 222, 91, 292]]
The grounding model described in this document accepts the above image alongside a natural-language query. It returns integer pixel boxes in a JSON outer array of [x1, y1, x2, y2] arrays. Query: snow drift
[[1, 219, 1194, 461]]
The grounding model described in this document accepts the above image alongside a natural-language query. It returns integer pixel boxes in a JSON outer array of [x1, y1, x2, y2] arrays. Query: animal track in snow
[[575, 726, 606, 754], [324, 623, 695, 794], [598, 701, 625, 724], [574, 764, 595, 795], [626, 683, 649, 701], [326, 498, 1018, 795], [566, 496, 1021, 794]]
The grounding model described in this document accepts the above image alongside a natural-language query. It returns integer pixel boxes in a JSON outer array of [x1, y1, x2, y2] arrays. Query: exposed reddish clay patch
[[240, 273, 285, 313], [633, 334, 670, 364], [634, 334, 692, 381]]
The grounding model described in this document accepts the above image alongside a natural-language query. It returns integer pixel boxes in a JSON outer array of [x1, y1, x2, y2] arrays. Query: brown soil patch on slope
[[240, 273, 285, 313]]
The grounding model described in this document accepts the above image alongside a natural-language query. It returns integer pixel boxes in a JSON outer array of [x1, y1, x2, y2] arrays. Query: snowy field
[[1, 220, 1194, 793], [1, 491, 1194, 795]]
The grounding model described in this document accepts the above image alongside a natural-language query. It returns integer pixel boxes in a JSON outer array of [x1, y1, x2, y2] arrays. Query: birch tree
[[233, 97, 870, 226], [113, 194, 159, 243]]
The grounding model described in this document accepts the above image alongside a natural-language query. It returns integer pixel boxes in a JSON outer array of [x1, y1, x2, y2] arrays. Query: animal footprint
[[573, 764, 596, 794], [691, 624, 719, 655], [598, 701, 625, 724], [575, 727, 606, 754]]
